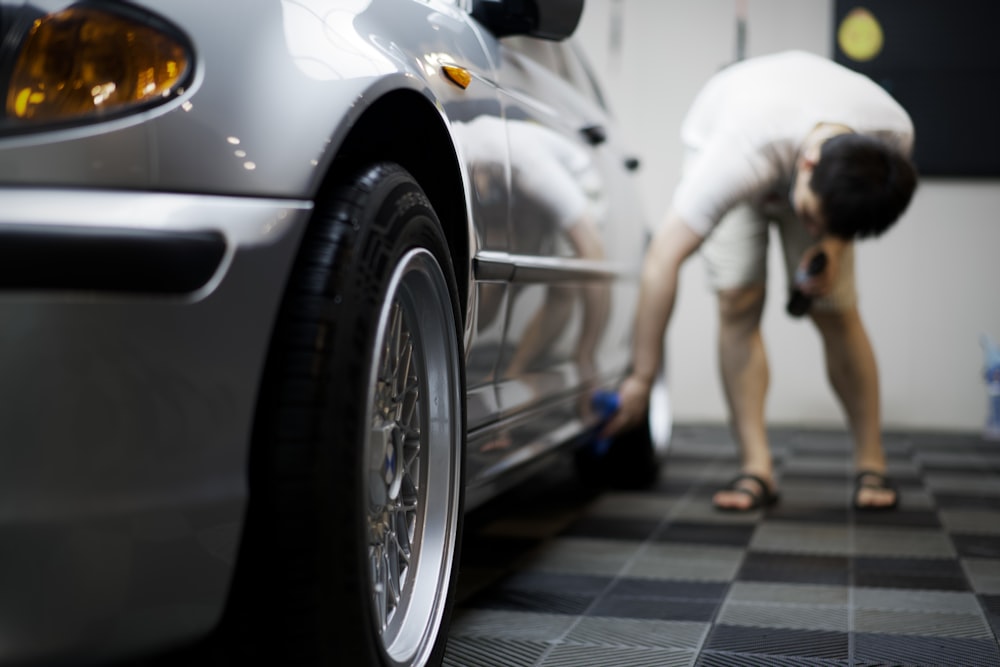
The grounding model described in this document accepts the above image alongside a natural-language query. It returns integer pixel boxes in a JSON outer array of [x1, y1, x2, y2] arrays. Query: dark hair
[[810, 133, 918, 240]]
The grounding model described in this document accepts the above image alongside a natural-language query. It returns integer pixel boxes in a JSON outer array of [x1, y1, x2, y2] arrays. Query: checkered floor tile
[[446, 424, 1000, 666]]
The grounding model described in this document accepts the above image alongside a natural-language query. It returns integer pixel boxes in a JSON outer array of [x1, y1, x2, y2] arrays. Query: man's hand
[[601, 373, 652, 438], [797, 236, 845, 297]]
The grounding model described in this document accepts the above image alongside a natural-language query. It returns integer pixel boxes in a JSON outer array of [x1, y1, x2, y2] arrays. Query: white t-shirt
[[673, 50, 914, 237]]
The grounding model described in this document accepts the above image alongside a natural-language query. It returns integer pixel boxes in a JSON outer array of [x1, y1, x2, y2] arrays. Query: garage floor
[[445, 424, 1000, 666]]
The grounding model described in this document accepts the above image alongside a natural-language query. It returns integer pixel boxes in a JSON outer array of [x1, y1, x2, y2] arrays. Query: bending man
[[605, 50, 917, 511]]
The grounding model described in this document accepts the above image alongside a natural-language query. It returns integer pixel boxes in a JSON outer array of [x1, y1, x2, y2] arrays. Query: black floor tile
[[560, 516, 660, 540], [459, 534, 544, 568], [698, 652, 849, 666], [654, 521, 756, 546], [852, 508, 941, 528], [587, 596, 719, 622], [465, 587, 594, 615], [654, 479, 711, 497], [606, 577, 728, 601], [934, 490, 1000, 510], [498, 571, 614, 596], [738, 552, 850, 586], [854, 632, 1000, 666], [765, 506, 851, 524], [979, 593, 1000, 636], [852, 556, 970, 591], [934, 493, 1000, 509], [920, 460, 1000, 474], [953, 533, 1000, 558]]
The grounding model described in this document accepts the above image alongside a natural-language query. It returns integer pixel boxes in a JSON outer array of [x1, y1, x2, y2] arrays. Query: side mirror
[[471, 0, 584, 41]]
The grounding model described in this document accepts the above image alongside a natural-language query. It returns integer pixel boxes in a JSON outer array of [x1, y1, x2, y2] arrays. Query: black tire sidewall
[[235, 163, 465, 667]]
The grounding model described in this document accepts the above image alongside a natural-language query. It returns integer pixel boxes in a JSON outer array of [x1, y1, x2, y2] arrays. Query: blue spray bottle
[[982, 334, 1000, 441], [590, 389, 620, 455]]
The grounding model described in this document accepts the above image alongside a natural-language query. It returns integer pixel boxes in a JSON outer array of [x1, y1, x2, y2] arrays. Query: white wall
[[575, 0, 1000, 432]]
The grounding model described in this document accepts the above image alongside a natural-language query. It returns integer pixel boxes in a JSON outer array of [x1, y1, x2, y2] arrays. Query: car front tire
[[226, 163, 465, 667]]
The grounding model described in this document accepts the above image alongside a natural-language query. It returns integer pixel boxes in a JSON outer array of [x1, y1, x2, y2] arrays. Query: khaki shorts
[[700, 201, 857, 312]]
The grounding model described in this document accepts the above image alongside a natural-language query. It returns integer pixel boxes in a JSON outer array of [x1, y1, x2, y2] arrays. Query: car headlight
[[1, 2, 193, 133]]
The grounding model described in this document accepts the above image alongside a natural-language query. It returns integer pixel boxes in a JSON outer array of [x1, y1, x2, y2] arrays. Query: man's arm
[[604, 210, 703, 436]]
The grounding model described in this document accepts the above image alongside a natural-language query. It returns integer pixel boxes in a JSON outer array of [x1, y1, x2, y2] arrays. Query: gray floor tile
[[717, 602, 849, 632], [625, 543, 745, 581], [668, 499, 763, 525], [852, 587, 983, 613], [443, 636, 551, 667], [963, 557, 1000, 594], [517, 537, 643, 576], [750, 522, 850, 555], [563, 616, 709, 651], [775, 481, 850, 507], [852, 525, 957, 558], [539, 644, 697, 667], [924, 472, 1000, 495], [939, 509, 1000, 535], [893, 488, 937, 509], [727, 582, 849, 606], [448, 609, 578, 641]]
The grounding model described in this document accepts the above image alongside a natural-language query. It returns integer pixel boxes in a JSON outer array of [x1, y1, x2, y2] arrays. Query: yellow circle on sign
[[838, 8, 884, 62]]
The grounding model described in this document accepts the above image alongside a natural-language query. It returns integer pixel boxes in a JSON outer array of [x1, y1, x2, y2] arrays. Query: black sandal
[[714, 473, 779, 512], [853, 470, 898, 511]]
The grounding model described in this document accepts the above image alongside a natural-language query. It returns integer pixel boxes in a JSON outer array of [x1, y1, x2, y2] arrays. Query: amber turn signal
[[6, 6, 191, 123], [442, 65, 471, 90]]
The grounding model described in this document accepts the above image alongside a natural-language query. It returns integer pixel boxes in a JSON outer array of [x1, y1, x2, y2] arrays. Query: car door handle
[[580, 124, 607, 146]]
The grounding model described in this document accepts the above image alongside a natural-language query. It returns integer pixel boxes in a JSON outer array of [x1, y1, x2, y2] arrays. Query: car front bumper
[[0, 188, 311, 664]]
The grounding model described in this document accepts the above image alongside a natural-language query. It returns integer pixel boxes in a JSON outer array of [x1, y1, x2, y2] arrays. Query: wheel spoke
[[400, 378, 418, 427], [377, 304, 402, 420], [370, 547, 388, 631], [402, 432, 420, 468], [386, 535, 402, 606], [389, 305, 405, 414], [396, 333, 413, 420], [394, 507, 412, 558]]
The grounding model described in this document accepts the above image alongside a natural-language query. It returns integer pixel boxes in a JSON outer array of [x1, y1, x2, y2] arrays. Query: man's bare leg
[[811, 307, 896, 508], [714, 284, 777, 509]]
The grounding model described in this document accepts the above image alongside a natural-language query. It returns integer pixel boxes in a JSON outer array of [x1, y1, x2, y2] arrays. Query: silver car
[[0, 0, 652, 664]]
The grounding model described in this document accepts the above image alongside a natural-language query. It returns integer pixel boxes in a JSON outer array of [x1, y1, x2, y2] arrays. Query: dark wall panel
[[834, 1, 1000, 177]]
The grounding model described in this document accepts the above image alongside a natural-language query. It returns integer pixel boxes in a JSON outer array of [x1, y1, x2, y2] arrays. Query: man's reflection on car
[[454, 115, 611, 448]]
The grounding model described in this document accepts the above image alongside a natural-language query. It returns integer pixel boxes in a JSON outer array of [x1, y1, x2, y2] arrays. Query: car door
[[491, 36, 645, 428]]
